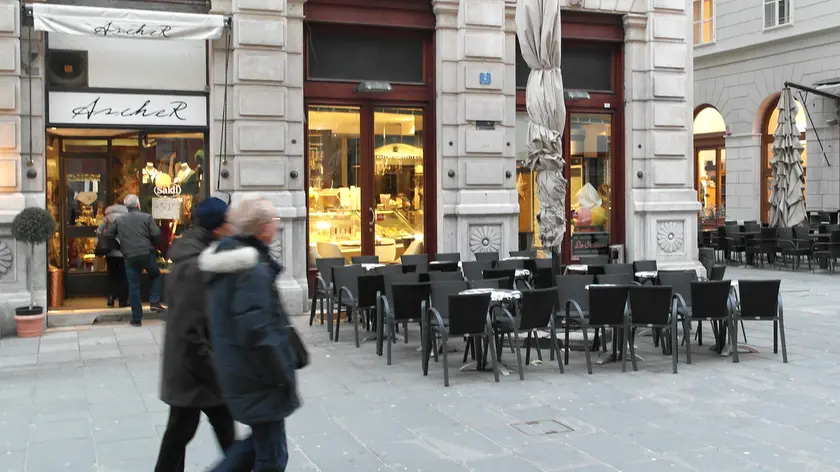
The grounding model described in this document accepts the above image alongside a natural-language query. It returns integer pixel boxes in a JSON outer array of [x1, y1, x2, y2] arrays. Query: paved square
[[2, 267, 840, 471]]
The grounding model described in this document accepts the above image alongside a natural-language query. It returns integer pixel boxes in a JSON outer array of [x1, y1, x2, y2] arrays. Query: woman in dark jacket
[[154, 198, 235, 472]]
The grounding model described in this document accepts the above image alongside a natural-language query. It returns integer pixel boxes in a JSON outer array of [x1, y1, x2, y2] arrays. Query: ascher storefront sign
[[48, 92, 208, 128]]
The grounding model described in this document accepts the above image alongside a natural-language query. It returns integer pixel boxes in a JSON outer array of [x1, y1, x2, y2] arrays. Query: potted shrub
[[11, 207, 56, 337]]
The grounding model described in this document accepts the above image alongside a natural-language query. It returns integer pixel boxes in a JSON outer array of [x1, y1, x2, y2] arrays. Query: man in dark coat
[[154, 197, 235, 472], [199, 198, 299, 472]]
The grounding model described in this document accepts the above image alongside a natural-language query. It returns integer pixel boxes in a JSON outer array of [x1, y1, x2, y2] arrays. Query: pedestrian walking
[[95, 203, 128, 308], [200, 198, 302, 472], [103, 194, 164, 326], [154, 197, 236, 472]]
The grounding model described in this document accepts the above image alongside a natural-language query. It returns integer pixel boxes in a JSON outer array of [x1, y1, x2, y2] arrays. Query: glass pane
[[65, 158, 107, 227], [704, 0, 714, 19], [569, 113, 612, 259], [46, 135, 61, 269], [515, 39, 530, 89], [778, 0, 788, 24], [66, 236, 104, 273], [765, 2, 776, 27], [693, 0, 701, 20], [307, 27, 424, 84], [373, 107, 424, 261], [719, 149, 726, 216], [697, 149, 719, 217], [515, 112, 530, 163], [703, 20, 714, 43], [693, 22, 702, 45], [308, 105, 362, 263], [562, 47, 612, 92], [62, 139, 107, 153]]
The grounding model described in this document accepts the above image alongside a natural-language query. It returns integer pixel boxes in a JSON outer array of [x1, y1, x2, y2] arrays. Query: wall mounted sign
[[48, 91, 208, 127], [479, 72, 492, 85], [153, 185, 182, 197], [32, 4, 225, 40], [151, 197, 183, 221]]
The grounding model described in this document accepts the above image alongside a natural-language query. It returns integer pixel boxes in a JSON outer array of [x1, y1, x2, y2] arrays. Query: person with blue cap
[[154, 197, 237, 472]]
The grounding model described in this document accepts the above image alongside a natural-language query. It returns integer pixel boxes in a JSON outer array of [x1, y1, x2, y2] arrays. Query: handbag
[[287, 325, 309, 369], [94, 236, 116, 256]]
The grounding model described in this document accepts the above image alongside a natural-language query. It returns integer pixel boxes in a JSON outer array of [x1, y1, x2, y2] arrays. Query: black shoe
[[118, 301, 129, 308], [129, 320, 142, 327], [150, 302, 166, 313], [107, 296, 115, 307]]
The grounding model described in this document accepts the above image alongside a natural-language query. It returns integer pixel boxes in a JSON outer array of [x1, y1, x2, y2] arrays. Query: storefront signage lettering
[[93, 22, 172, 38], [153, 185, 182, 197], [49, 92, 207, 127]]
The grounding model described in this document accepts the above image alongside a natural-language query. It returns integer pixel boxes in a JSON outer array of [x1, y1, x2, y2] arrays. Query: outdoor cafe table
[[457, 288, 521, 374], [712, 280, 760, 357], [566, 264, 588, 274]]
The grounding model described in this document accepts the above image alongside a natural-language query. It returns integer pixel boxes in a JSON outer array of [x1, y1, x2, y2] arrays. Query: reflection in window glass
[[569, 114, 612, 259], [65, 158, 107, 227]]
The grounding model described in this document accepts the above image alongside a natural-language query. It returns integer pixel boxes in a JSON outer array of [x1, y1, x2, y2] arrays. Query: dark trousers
[[154, 405, 236, 472], [105, 256, 128, 305], [212, 420, 287, 472], [124, 252, 162, 323]]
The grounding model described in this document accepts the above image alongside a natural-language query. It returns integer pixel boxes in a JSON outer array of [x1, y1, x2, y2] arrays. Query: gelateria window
[[569, 114, 612, 259], [693, 106, 727, 228], [762, 98, 807, 223], [46, 129, 206, 306]]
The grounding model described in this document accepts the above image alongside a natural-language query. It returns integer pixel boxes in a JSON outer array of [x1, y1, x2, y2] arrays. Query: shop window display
[[569, 114, 612, 259], [693, 107, 727, 228]]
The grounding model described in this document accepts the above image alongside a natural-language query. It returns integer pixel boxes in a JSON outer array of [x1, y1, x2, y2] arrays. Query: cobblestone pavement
[[3, 267, 840, 471]]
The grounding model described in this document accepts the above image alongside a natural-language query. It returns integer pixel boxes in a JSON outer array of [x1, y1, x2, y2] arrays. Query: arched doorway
[[693, 106, 726, 228], [761, 97, 807, 223]]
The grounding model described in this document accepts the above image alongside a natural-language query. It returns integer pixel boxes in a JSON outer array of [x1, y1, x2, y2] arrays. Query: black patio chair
[[493, 288, 563, 380], [310, 257, 345, 327], [379, 281, 431, 364], [425, 280, 470, 366], [530, 266, 556, 289], [469, 278, 508, 290], [579, 255, 609, 266], [428, 271, 464, 282], [475, 252, 500, 263], [483, 268, 515, 289], [462, 260, 492, 281], [433, 253, 461, 262], [352, 255, 380, 264], [423, 293, 498, 387], [812, 230, 840, 274], [332, 265, 366, 344], [497, 259, 526, 270], [625, 285, 681, 373], [554, 274, 596, 364], [776, 227, 810, 270], [510, 250, 537, 258], [373, 264, 403, 276], [708, 264, 727, 281], [678, 280, 735, 359], [595, 273, 636, 286], [745, 227, 777, 268], [656, 270, 698, 347], [401, 254, 429, 274], [714, 227, 729, 262], [724, 225, 746, 264], [733, 280, 787, 363], [566, 285, 630, 374], [603, 263, 633, 275], [429, 261, 460, 272], [355, 273, 385, 347]]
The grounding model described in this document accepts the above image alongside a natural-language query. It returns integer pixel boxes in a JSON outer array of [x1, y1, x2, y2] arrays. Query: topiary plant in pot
[[11, 207, 56, 337]]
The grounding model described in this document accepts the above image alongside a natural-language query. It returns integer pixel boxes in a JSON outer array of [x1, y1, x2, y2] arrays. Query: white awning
[[31, 4, 226, 40]]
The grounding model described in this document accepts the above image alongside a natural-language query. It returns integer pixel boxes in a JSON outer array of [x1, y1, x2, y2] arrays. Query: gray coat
[[103, 207, 160, 259], [160, 226, 225, 408], [96, 204, 128, 257]]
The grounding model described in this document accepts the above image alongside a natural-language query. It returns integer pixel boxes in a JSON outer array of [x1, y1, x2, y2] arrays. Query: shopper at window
[[200, 198, 300, 472], [155, 197, 236, 472], [96, 203, 128, 308], [103, 194, 164, 326]]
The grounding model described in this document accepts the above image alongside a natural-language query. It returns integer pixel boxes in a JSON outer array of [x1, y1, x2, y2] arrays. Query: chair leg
[[773, 319, 779, 354], [564, 323, 571, 366], [404, 322, 409, 344], [697, 322, 703, 346], [683, 317, 692, 365], [353, 308, 361, 348], [486, 330, 501, 384], [550, 322, 565, 374], [534, 331, 544, 362], [621, 322, 629, 373], [386, 318, 393, 366], [524, 331, 532, 366], [778, 315, 788, 363], [507, 333, 515, 353], [309, 293, 318, 326], [740, 321, 748, 344], [729, 317, 740, 363], [441, 335, 450, 387], [422, 326, 431, 376], [335, 306, 343, 342], [327, 298, 335, 341], [671, 320, 679, 374], [629, 327, 639, 372], [581, 327, 593, 374], [511, 330, 524, 381]]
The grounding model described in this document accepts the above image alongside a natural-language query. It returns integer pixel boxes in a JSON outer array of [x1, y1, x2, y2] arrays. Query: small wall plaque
[[475, 120, 495, 130], [479, 72, 491, 85]]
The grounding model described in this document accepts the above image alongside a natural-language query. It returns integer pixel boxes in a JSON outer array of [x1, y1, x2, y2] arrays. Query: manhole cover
[[511, 420, 573, 436]]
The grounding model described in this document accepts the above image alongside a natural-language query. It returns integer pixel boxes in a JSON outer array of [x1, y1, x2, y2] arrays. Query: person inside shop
[[103, 194, 166, 326], [155, 197, 236, 472], [96, 202, 129, 308]]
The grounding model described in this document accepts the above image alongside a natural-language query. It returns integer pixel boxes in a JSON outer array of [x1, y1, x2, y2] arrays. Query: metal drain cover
[[511, 420, 573, 436]]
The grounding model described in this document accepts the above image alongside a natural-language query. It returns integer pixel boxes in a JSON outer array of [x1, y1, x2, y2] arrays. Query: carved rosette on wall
[[0, 241, 12, 278], [469, 225, 502, 254], [656, 220, 685, 255]]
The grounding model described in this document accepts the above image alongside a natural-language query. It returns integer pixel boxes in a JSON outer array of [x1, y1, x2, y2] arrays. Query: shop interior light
[[355, 81, 392, 93]]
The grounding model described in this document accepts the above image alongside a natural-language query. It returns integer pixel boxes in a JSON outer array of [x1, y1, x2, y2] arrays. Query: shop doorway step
[[47, 303, 166, 328]]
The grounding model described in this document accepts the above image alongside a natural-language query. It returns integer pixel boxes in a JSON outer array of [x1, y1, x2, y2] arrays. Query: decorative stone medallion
[[469, 224, 502, 254], [0, 241, 12, 277], [269, 232, 284, 264], [656, 220, 685, 254]]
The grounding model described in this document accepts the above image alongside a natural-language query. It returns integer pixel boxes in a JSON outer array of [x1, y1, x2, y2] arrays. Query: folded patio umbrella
[[769, 87, 807, 228]]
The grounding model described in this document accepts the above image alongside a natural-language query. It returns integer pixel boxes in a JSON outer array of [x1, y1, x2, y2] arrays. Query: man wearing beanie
[[155, 198, 236, 472]]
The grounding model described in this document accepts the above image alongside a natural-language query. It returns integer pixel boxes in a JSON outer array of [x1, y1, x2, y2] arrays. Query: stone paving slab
[[1, 267, 840, 471]]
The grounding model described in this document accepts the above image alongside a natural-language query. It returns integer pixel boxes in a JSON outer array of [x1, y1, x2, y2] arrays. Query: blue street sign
[[479, 72, 492, 85]]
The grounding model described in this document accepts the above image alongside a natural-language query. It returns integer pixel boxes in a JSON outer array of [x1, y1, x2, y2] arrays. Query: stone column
[[0, 2, 47, 332], [434, 0, 518, 258], [624, 2, 702, 272], [211, 0, 307, 314]]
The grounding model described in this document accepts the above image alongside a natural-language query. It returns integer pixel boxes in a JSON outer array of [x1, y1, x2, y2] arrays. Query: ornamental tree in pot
[[11, 207, 56, 337]]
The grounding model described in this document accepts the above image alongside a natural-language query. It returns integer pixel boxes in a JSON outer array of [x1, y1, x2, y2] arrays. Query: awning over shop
[[31, 3, 226, 40]]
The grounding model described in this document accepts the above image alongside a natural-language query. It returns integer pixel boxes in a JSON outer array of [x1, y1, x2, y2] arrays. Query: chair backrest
[[657, 271, 695, 306], [316, 242, 344, 259], [352, 255, 379, 264], [744, 221, 761, 233], [708, 264, 726, 281], [447, 293, 492, 336], [793, 225, 811, 249], [384, 272, 421, 303], [689, 281, 731, 319], [595, 273, 634, 285], [632, 260, 657, 272], [375, 244, 397, 263], [434, 252, 461, 262], [497, 259, 525, 270], [588, 285, 630, 326], [315, 257, 345, 287], [333, 265, 366, 299], [428, 271, 464, 282], [628, 285, 673, 326], [510, 250, 537, 258], [556, 274, 594, 313], [475, 251, 500, 262], [470, 278, 507, 289], [483, 268, 515, 289], [462, 260, 492, 281], [429, 261, 460, 272], [430, 280, 470, 319], [357, 274, 385, 308], [518, 288, 557, 331], [400, 254, 428, 273], [759, 227, 777, 247], [737, 280, 780, 320], [531, 267, 556, 289], [724, 220, 737, 226], [579, 255, 609, 266], [390, 282, 432, 321], [532, 258, 553, 269], [373, 264, 403, 276], [778, 227, 794, 241], [603, 263, 633, 275]]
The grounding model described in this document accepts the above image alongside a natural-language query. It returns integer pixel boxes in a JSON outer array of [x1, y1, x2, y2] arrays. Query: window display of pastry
[[572, 183, 607, 232]]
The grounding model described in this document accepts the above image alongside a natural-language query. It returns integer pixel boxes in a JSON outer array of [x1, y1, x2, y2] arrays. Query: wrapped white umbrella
[[769, 87, 807, 228], [516, 0, 567, 257]]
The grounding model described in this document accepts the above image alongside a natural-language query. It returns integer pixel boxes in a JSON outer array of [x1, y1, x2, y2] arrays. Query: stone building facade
[[0, 0, 699, 334]]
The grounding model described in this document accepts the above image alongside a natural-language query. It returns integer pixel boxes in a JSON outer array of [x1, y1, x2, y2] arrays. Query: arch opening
[[693, 106, 727, 226]]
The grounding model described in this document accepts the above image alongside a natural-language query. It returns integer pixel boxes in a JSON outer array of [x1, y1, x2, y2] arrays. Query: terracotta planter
[[14, 306, 45, 338]]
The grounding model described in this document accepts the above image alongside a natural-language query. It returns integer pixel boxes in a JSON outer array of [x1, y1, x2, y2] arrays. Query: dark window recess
[[307, 27, 424, 84], [516, 40, 612, 92]]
